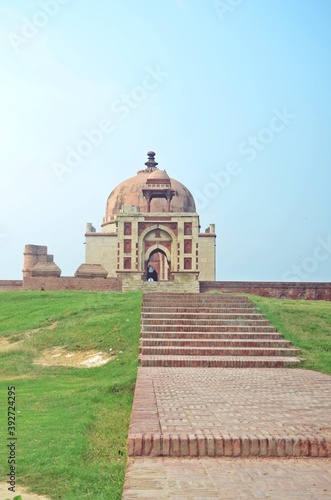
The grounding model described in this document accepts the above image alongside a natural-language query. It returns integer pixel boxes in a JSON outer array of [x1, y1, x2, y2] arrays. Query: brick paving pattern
[[128, 367, 331, 457], [123, 457, 331, 499], [123, 293, 331, 497]]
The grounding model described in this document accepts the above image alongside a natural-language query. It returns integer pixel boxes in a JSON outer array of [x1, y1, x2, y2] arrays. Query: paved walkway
[[123, 368, 331, 497], [123, 293, 331, 498], [123, 456, 331, 499], [128, 368, 331, 457]]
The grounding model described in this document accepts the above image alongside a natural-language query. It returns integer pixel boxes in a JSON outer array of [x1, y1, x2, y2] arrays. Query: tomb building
[[84, 151, 216, 290]]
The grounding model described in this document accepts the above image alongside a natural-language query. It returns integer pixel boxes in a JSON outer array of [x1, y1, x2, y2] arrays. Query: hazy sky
[[0, 0, 330, 282]]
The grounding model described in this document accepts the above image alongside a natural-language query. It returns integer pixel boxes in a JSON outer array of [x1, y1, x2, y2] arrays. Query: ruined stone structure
[[23, 245, 61, 279]]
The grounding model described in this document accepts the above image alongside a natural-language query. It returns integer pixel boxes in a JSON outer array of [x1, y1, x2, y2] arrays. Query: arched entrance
[[140, 225, 175, 282], [146, 248, 170, 281]]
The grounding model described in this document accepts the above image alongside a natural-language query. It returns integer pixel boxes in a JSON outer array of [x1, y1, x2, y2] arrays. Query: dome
[[147, 169, 170, 181], [103, 152, 196, 222]]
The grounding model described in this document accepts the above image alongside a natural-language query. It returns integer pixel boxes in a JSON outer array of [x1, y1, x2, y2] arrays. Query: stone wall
[[200, 281, 331, 300], [23, 276, 121, 292], [0, 280, 23, 291]]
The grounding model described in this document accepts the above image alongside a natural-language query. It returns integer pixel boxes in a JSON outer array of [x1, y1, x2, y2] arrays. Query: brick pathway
[[123, 293, 331, 497], [128, 368, 331, 457], [123, 457, 331, 499]]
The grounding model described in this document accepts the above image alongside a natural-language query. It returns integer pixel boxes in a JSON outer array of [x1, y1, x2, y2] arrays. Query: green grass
[[248, 295, 331, 374], [0, 291, 142, 499]]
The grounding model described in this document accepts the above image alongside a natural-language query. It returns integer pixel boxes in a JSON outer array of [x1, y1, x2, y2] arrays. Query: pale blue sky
[[0, 0, 330, 281]]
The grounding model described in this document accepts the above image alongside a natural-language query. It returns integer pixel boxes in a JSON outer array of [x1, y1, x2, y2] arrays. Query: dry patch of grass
[[0, 481, 50, 499], [34, 346, 115, 368]]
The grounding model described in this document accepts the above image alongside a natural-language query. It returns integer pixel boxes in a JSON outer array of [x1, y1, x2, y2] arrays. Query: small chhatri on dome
[[144, 151, 158, 170]]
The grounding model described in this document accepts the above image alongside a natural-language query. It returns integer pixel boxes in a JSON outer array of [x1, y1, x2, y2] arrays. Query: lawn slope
[[0, 291, 142, 500], [249, 295, 331, 374]]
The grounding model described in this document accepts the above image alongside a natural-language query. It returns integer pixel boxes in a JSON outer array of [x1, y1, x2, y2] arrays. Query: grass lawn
[[249, 295, 331, 375], [0, 290, 142, 500]]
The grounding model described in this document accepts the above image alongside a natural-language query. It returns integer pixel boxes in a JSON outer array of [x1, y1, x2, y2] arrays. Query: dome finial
[[144, 151, 158, 170]]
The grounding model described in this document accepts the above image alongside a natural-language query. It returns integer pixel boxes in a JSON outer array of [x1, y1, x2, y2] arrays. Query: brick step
[[144, 292, 235, 294], [142, 307, 260, 314], [136, 283, 200, 293], [143, 304, 255, 311], [138, 355, 301, 368], [140, 331, 285, 340], [140, 338, 293, 348], [142, 318, 271, 326], [143, 298, 251, 305], [141, 313, 265, 320], [127, 432, 328, 457], [143, 303, 254, 309], [143, 295, 250, 304], [143, 293, 242, 297], [139, 346, 300, 357], [142, 325, 277, 333]]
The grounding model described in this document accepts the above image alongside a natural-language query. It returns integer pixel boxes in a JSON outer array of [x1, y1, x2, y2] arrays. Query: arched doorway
[[146, 248, 170, 281]]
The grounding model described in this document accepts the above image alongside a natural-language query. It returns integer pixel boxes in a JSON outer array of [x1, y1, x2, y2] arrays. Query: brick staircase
[[139, 292, 301, 368], [126, 293, 331, 460]]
